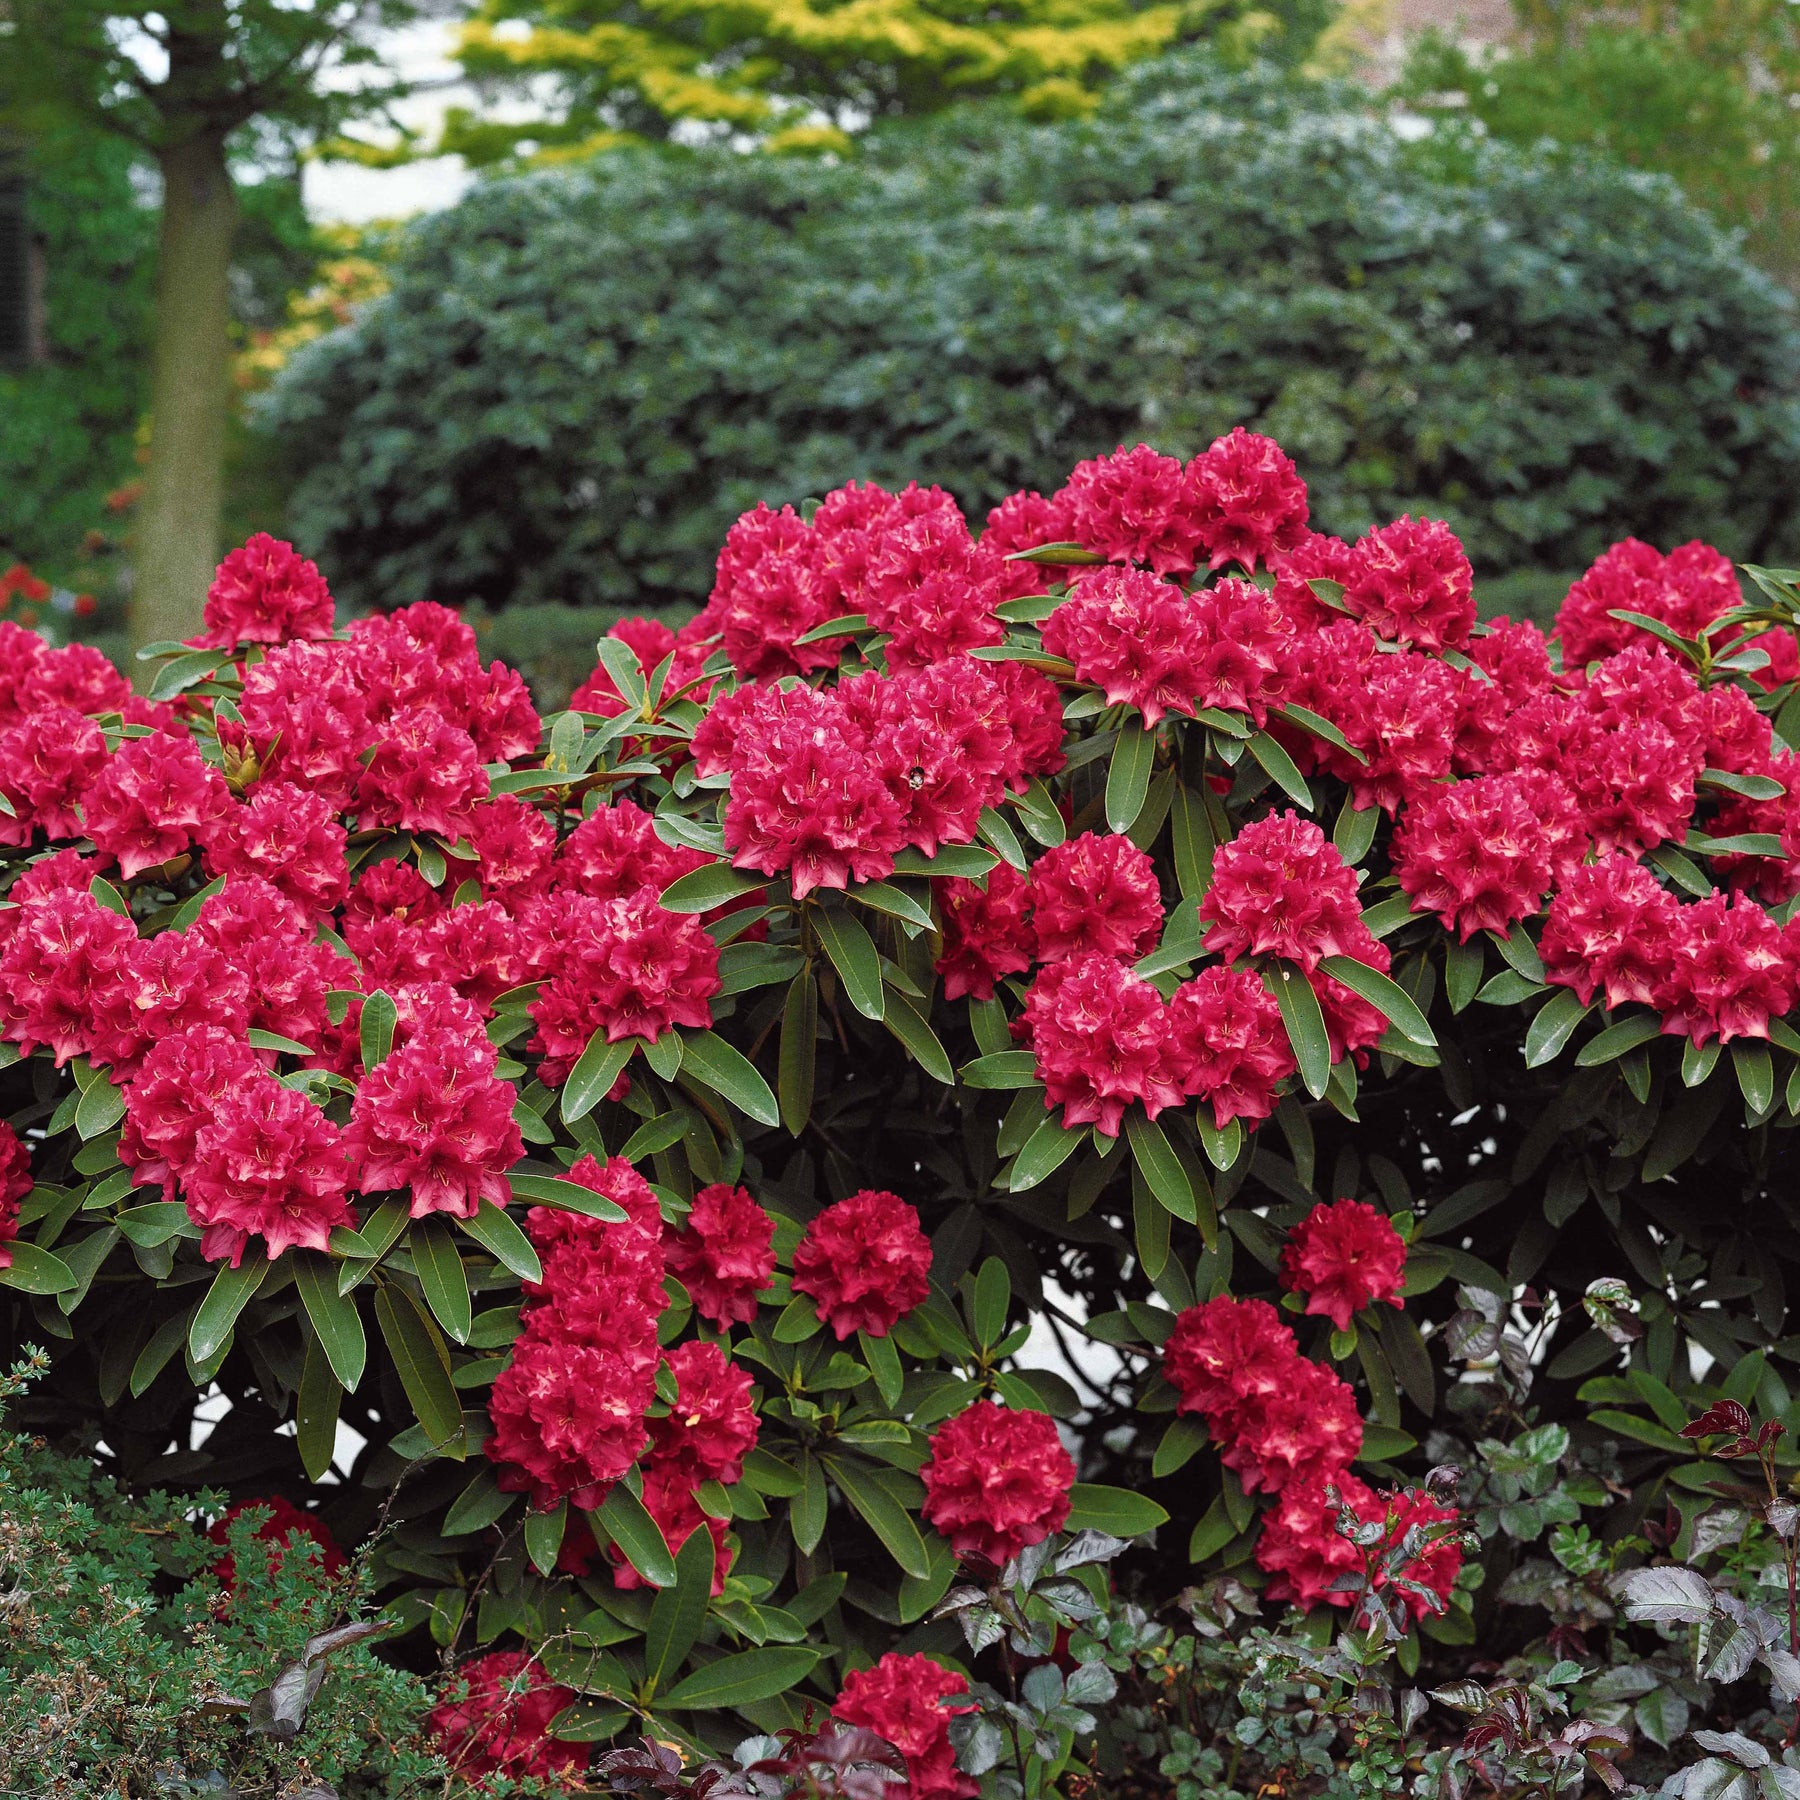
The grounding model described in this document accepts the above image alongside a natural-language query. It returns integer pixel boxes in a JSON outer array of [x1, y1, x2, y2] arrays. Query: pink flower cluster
[[1164, 1289, 1458, 1616], [486, 1157, 664, 1512], [429, 1649, 588, 1784], [832, 1653, 979, 1800], [919, 1399, 1075, 1565], [791, 1190, 933, 1338]]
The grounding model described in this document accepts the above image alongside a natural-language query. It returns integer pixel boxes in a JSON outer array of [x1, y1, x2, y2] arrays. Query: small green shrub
[[0, 1350, 445, 1797], [261, 52, 1800, 618]]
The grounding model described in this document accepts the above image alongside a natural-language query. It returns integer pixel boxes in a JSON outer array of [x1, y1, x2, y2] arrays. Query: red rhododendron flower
[[183, 1077, 354, 1265], [429, 1650, 590, 1784], [1270, 532, 1357, 631], [663, 1183, 776, 1327], [1540, 855, 1680, 1009], [1656, 891, 1797, 1047], [1257, 1476, 1462, 1619], [1029, 831, 1162, 964], [721, 685, 906, 897], [1344, 654, 1460, 814], [0, 887, 137, 1066], [98, 927, 249, 1076], [935, 865, 1034, 1002], [0, 706, 107, 844], [461, 659, 541, 764], [863, 507, 1006, 671], [832, 1654, 978, 1800], [21, 640, 133, 717], [1165, 965, 1296, 1126], [344, 1025, 523, 1218], [0, 1120, 31, 1271], [1022, 953, 1182, 1137], [701, 502, 840, 680], [234, 640, 368, 810], [1202, 812, 1375, 974], [1185, 428, 1309, 573], [358, 706, 489, 838], [1059, 443, 1201, 577], [840, 671, 997, 857], [1164, 1296, 1362, 1494], [556, 798, 706, 904], [1188, 577, 1290, 723], [84, 731, 231, 879], [201, 533, 335, 650], [920, 1400, 1075, 1564], [1042, 566, 1199, 726], [791, 1189, 933, 1339], [1344, 517, 1474, 652], [118, 1025, 265, 1199], [1280, 1199, 1407, 1332], [982, 489, 1075, 601], [203, 781, 349, 915], [426, 899, 532, 1008], [1392, 775, 1555, 941], [645, 1340, 760, 1485], [525, 889, 720, 1080], [465, 795, 557, 908]]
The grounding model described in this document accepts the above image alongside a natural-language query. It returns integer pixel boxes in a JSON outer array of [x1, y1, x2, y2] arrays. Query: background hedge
[[261, 53, 1800, 621]]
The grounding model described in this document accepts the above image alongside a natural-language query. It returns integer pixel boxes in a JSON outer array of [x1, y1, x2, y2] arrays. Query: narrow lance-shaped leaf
[[1267, 963, 1331, 1099]]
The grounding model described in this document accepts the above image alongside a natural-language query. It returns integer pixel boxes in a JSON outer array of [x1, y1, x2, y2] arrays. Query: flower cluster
[[485, 1157, 664, 1512], [1279, 1200, 1408, 1332], [429, 1650, 589, 1783], [663, 1182, 777, 1327], [791, 1190, 933, 1338], [832, 1653, 979, 1800], [919, 1399, 1075, 1565]]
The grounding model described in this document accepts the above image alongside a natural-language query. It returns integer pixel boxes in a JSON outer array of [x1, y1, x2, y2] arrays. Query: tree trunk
[[130, 130, 236, 665]]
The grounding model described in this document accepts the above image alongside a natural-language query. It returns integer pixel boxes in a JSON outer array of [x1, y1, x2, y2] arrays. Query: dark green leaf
[[1267, 964, 1331, 1099], [0, 1242, 78, 1296], [814, 904, 884, 1021], [1574, 1014, 1662, 1066], [360, 990, 397, 1072], [778, 968, 817, 1135], [1006, 1114, 1086, 1191], [1246, 731, 1312, 808], [598, 1482, 677, 1588], [295, 1252, 367, 1390], [412, 1218, 473, 1344], [659, 1647, 822, 1710], [881, 989, 954, 1084], [508, 1173, 629, 1220], [824, 1456, 931, 1578], [1525, 988, 1591, 1067], [680, 1030, 780, 1127], [1126, 1113, 1195, 1223], [374, 1284, 464, 1456], [189, 1256, 266, 1364], [1105, 727, 1155, 833], [1319, 954, 1436, 1046], [1064, 1484, 1169, 1538], [561, 1031, 637, 1124], [960, 1051, 1040, 1089], [458, 1202, 544, 1285], [645, 1522, 718, 1693], [296, 1335, 341, 1482], [660, 864, 768, 913], [444, 1467, 518, 1537]]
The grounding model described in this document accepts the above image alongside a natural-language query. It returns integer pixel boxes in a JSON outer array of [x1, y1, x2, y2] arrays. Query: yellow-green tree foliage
[[444, 0, 1335, 160]]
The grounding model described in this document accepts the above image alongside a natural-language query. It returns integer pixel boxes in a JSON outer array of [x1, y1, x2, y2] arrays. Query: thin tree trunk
[[130, 129, 236, 665]]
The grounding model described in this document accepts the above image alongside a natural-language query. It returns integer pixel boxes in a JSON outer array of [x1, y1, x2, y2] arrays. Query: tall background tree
[[440, 0, 1338, 160], [0, 0, 447, 653]]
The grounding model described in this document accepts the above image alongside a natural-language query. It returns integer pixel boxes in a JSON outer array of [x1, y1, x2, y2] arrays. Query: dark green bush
[[260, 52, 1800, 617]]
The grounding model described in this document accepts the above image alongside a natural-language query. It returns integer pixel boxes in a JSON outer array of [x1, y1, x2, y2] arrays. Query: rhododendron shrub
[[9, 439, 1800, 1785]]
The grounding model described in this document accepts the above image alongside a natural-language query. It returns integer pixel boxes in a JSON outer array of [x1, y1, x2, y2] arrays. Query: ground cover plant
[[9, 433, 1800, 1793]]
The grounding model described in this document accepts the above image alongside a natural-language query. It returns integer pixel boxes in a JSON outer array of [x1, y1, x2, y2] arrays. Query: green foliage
[[263, 53, 1800, 620], [1398, 2, 1800, 282], [0, 124, 153, 577], [0, 1351, 445, 1796], [444, 0, 1333, 162]]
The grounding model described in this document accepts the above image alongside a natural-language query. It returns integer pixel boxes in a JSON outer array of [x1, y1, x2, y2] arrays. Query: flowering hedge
[[7, 431, 1800, 1787]]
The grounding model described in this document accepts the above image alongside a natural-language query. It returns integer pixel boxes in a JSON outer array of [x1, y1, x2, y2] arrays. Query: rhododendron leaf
[[373, 1284, 463, 1457], [1700, 768, 1788, 802], [1152, 1414, 1208, 1479], [73, 1079, 125, 1142], [1474, 969, 1540, 1007], [129, 1307, 194, 1398], [1524, 989, 1591, 1068], [597, 1481, 677, 1588], [1358, 895, 1416, 940], [776, 968, 819, 1137], [147, 648, 229, 703], [791, 1453, 828, 1554], [996, 594, 1061, 623], [1734, 1042, 1775, 1114], [660, 864, 769, 914], [1273, 702, 1366, 766], [977, 805, 1028, 873], [617, 1110, 692, 1164], [1064, 1484, 1168, 1539], [1444, 938, 1484, 1015], [115, 1202, 194, 1248], [511, 1173, 632, 1224], [524, 1500, 567, 1578], [1573, 1014, 1662, 1067], [1356, 1424, 1419, 1464], [680, 1029, 780, 1128], [659, 1646, 824, 1711], [774, 1296, 824, 1343], [296, 1252, 367, 1391], [1268, 964, 1331, 1100], [412, 1219, 473, 1345], [0, 1241, 78, 1296], [1014, 776, 1067, 850], [1006, 1114, 1086, 1191], [858, 1328, 904, 1408], [86, 876, 129, 918], [642, 1032, 684, 1081], [968, 1256, 1011, 1349], [1603, 609, 1701, 662], [852, 880, 935, 932], [190, 1256, 267, 1365], [1488, 928, 1546, 985], [444, 1468, 519, 1542], [792, 612, 869, 645], [561, 1031, 637, 1124], [1005, 542, 1104, 566], [1690, 831, 1788, 858], [1133, 1176, 1171, 1280], [1105, 727, 1154, 834], [645, 1522, 719, 1694], [296, 1335, 340, 1483], [169, 876, 227, 931], [960, 1051, 1038, 1090], [1322, 954, 1438, 1048], [415, 839, 447, 888], [1332, 797, 1379, 869], [1195, 1107, 1244, 1172], [824, 1454, 932, 1579], [1128, 1116, 1196, 1224], [890, 844, 999, 880], [592, 637, 649, 715], [1245, 733, 1312, 811], [246, 1029, 317, 1058], [881, 990, 954, 1085], [359, 990, 396, 1072], [457, 1202, 543, 1286], [813, 904, 883, 1021]]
